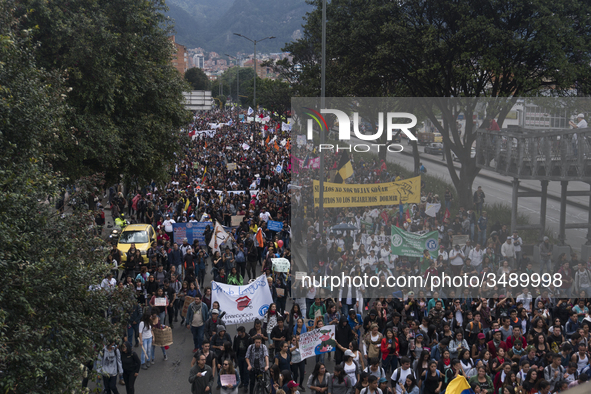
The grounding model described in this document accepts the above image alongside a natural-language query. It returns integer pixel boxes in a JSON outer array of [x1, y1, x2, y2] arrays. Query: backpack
[[392, 367, 413, 385], [544, 364, 564, 380], [365, 365, 386, 379], [236, 250, 246, 263], [423, 369, 441, 384]]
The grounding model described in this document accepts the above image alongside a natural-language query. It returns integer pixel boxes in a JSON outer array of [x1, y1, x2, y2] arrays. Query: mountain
[[165, 0, 312, 54]]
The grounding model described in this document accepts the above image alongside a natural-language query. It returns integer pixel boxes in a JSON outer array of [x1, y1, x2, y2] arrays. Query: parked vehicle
[[424, 142, 444, 155]]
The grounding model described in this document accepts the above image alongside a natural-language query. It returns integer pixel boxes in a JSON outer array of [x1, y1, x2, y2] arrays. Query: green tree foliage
[[0, 4, 134, 392], [281, 0, 591, 208], [16, 0, 192, 186], [185, 67, 211, 90], [255, 78, 292, 118]]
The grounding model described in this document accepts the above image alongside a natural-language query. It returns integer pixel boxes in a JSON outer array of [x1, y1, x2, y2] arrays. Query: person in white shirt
[[391, 357, 414, 394], [163, 214, 176, 241], [569, 114, 586, 156], [365, 250, 378, 269], [501, 237, 516, 269], [511, 231, 523, 269], [438, 246, 448, 263], [469, 244, 485, 272], [380, 245, 391, 265], [101, 273, 117, 290], [516, 287, 533, 312], [449, 245, 465, 275], [259, 208, 272, 223]]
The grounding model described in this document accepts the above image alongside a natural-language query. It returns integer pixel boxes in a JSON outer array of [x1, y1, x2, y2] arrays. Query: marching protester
[[83, 107, 590, 394]]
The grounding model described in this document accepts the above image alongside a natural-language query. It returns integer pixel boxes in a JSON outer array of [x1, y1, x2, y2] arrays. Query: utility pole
[[319, 0, 327, 236], [225, 54, 240, 107], [233, 33, 275, 113]]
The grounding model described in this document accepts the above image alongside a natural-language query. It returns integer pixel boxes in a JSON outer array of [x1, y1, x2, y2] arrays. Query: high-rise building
[[192, 54, 205, 69]]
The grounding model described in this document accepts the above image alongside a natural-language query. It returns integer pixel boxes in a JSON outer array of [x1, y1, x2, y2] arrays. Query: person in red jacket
[[487, 329, 508, 359], [505, 326, 527, 349], [493, 362, 513, 394], [380, 329, 399, 373]]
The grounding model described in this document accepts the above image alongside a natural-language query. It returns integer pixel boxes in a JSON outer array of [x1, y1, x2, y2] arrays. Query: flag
[[274, 141, 280, 151], [265, 136, 270, 145], [203, 166, 207, 175], [184, 197, 190, 212], [302, 154, 310, 169], [255, 228, 264, 247], [247, 107, 254, 115], [441, 375, 475, 394], [334, 151, 354, 183], [444, 208, 451, 221], [209, 221, 230, 254], [286, 140, 291, 150], [205, 141, 208, 148]]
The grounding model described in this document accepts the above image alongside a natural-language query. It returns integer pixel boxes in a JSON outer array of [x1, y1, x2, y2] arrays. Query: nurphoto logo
[[304, 107, 418, 152]]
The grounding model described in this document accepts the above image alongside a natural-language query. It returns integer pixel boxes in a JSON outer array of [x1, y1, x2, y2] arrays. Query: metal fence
[[475, 127, 591, 181]]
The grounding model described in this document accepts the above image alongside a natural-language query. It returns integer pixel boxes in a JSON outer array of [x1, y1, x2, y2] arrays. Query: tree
[[0, 3, 133, 392], [17, 0, 191, 186], [185, 67, 210, 90], [255, 79, 292, 118], [281, 0, 591, 208], [376, 0, 591, 207]]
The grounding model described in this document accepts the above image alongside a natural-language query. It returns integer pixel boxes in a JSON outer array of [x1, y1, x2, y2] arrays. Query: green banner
[[360, 220, 373, 233], [390, 226, 439, 258]]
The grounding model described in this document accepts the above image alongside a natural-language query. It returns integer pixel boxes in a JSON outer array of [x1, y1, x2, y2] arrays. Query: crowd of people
[[88, 107, 591, 394]]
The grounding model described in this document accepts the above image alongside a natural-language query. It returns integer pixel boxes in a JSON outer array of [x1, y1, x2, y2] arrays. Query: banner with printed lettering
[[211, 275, 273, 324], [298, 325, 337, 360], [173, 222, 211, 246], [267, 220, 283, 232], [390, 226, 439, 258], [313, 177, 421, 207]]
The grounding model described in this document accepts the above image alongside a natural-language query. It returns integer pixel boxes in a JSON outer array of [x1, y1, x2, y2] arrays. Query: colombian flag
[[442, 375, 475, 394]]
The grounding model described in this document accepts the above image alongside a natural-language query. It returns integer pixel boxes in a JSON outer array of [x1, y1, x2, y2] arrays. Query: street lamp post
[[233, 33, 275, 112], [319, 0, 327, 236], [225, 54, 240, 107]]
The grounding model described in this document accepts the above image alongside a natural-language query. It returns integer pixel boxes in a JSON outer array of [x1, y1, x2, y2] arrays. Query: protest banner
[[360, 220, 373, 233], [313, 177, 421, 207], [296, 135, 306, 146], [173, 222, 210, 246], [211, 275, 273, 324], [152, 326, 173, 347], [231, 215, 245, 227], [155, 297, 167, 307], [267, 220, 283, 232], [181, 296, 195, 317], [227, 163, 237, 170], [390, 226, 439, 258], [295, 272, 306, 281], [425, 202, 441, 217], [276, 288, 285, 297], [271, 258, 290, 273], [298, 325, 337, 360], [453, 234, 470, 247], [220, 375, 236, 386]]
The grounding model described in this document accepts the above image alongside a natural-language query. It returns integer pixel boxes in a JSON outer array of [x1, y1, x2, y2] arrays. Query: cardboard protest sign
[[181, 296, 195, 317], [220, 374, 236, 386], [271, 258, 290, 273], [152, 326, 173, 347]]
